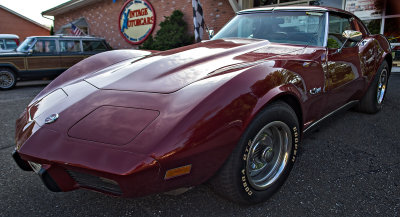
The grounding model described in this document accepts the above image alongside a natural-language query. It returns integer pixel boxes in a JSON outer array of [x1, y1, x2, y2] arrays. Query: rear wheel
[[209, 101, 300, 204], [0, 68, 17, 90], [355, 60, 389, 113]]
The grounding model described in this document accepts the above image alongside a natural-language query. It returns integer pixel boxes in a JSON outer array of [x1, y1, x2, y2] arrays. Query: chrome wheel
[[246, 121, 292, 190], [377, 68, 388, 104], [0, 70, 15, 89]]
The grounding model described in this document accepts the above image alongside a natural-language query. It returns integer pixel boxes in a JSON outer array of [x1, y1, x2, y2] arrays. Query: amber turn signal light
[[164, 165, 192, 180]]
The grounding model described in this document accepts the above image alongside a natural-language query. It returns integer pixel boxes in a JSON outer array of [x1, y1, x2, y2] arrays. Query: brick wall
[[0, 7, 50, 41], [54, 0, 235, 49]]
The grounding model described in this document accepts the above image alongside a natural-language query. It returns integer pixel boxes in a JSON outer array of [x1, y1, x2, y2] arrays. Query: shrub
[[140, 10, 194, 50]]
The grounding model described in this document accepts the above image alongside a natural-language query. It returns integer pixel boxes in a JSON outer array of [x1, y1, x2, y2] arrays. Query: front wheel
[[209, 101, 300, 204], [0, 68, 17, 90]]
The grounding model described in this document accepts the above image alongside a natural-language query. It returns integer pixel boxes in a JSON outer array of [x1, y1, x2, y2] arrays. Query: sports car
[[12, 6, 391, 204]]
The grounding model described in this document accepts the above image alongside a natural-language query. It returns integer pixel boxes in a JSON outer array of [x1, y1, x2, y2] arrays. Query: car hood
[[85, 39, 306, 93]]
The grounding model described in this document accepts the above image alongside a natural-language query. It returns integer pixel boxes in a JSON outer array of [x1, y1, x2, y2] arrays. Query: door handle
[[309, 87, 322, 95]]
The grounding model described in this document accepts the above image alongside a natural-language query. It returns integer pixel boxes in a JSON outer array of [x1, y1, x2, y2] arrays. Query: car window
[[5, 39, 18, 50], [82, 40, 108, 52], [33, 40, 57, 53], [0, 40, 4, 50], [327, 14, 357, 49], [16, 38, 35, 52], [60, 40, 81, 53], [212, 11, 326, 47], [352, 18, 368, 35]]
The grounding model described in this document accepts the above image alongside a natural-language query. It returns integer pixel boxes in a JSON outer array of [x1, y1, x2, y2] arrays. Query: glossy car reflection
[[12, 6, 392, 204]]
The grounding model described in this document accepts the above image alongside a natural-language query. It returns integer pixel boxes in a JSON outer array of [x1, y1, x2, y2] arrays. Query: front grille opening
[[67, 170, 122, 195]]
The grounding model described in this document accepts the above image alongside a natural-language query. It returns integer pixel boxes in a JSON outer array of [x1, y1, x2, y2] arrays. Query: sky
[[0, 0, 70, 27]]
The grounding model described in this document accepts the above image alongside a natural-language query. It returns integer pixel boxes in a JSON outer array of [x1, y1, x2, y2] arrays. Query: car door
[[26, 39, 61, 78], [323, 12, 366, 113], [59, 39, 85, 69]]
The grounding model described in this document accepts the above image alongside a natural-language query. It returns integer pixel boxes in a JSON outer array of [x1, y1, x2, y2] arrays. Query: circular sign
[[119, 0, 156, 45]]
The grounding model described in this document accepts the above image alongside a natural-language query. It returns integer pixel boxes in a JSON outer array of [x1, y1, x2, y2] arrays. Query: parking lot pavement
[[1, 75, 399, 217]]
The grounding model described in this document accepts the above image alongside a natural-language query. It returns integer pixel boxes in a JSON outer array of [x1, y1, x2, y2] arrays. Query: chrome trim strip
[[303, 100, 359, 133]]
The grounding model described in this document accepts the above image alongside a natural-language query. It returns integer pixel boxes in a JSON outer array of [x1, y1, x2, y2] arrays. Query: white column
[[380, 0, 386, 34], [229, 0, 241, 12]]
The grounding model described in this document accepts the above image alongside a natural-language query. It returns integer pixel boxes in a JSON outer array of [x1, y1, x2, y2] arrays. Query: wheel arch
[[272, 94, 303, 131], [0, 64, 19, 77], [250, 89, 304, 134], [384, 53, 392, 75]]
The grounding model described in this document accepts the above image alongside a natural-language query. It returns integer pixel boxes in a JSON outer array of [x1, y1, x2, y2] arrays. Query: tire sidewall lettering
[[240, 123, 299, 197], [241, 140, 253, 196]]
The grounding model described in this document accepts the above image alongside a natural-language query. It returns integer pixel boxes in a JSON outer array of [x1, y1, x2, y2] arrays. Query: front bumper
[[12, 148, 162, 196], [12, 149, 32, 171], [12, 149, 61, 192]]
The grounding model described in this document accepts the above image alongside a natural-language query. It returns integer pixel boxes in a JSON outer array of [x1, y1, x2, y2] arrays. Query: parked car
[[0, 34, 19, 53], [12, 6, 391, 204], [390, 43, 400, 61], [0, 35, 111, 90]]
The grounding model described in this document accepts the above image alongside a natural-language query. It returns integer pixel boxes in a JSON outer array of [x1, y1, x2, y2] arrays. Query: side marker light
[[164, 165, 192, 180]]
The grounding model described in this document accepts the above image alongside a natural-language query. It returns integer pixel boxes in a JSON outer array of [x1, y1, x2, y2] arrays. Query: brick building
[[43, 0, 235, 49], [0, 5, 50, 41], [43, 0, 399, 52]]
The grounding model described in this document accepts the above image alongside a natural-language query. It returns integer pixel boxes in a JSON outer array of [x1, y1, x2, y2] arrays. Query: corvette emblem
[[45, 113, 59, 124]]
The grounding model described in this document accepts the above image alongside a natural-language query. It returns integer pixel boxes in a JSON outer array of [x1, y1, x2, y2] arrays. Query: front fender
[[149, 62, 306, 188]]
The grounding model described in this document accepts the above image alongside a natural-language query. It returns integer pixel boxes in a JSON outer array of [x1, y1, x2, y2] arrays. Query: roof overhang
[[42, 0, 103, 16]]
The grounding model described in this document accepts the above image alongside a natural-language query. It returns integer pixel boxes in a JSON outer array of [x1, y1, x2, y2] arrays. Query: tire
[[0, 68, 17, 90], [355, 60, 389, 113], [209, 101, 300, 204]]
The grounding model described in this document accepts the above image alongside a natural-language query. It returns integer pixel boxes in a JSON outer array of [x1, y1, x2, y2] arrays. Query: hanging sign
[[119, 0, 156, 45]]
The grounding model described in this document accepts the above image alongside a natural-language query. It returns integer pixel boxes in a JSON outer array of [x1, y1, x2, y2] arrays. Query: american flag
[[192, 0, 205, 42], [70, 23, 83, 36]]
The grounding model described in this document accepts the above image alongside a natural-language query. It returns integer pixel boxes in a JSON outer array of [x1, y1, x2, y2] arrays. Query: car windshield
[[16, 38, 36, 52], [212, 11, 326, 47]]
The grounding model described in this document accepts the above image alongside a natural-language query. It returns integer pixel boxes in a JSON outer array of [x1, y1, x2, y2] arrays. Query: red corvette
[[12, 6, 391, 204]]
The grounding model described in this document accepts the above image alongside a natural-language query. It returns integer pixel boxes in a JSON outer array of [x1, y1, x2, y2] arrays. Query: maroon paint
[[14, 7, 391, 198]]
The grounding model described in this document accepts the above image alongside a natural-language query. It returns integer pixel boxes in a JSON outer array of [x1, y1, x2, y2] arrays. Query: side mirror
[[335, 30, 363, 54], [208, 29, 215, 39], [28, 49, 33, 54], [342, 30, 362, 42]]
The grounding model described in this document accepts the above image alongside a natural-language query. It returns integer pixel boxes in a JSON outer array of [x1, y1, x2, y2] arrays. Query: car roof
[[238, 6, 353, 16], [0, 34, 19, 39]]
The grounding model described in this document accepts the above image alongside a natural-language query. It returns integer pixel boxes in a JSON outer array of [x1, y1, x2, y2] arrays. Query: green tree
[[140, 10, 194, 51]]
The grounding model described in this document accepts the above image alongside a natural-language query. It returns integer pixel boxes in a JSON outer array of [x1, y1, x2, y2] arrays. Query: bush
[[140, 10, 194, 51]]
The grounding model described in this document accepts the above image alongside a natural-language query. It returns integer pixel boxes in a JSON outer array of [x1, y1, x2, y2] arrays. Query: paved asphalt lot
[[1, 74, 399, 217]]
